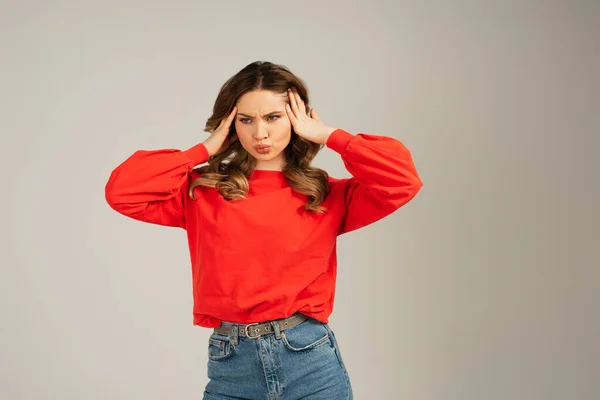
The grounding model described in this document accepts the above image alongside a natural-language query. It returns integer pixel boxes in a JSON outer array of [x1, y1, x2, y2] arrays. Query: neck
[[254, 154, 286, 171]]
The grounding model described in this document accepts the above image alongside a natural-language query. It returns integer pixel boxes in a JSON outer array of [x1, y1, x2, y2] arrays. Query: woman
[[105, 61, 422, 400]]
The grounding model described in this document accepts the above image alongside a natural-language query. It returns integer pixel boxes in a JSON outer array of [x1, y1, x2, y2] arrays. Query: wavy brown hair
[[188, 61, 330, 214]]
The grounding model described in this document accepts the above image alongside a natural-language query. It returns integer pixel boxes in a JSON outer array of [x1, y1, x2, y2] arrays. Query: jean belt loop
[[271, 320, 282, 339]]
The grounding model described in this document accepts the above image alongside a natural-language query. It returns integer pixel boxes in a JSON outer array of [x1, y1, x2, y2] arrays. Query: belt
[[213, 312, 309, 340]]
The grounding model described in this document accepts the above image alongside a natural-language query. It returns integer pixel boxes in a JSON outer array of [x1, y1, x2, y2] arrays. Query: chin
[[251, 150, 279, 160]]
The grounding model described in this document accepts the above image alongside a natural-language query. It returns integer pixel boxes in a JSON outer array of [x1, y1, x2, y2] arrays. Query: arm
[[104, 142, 210, 228], [326, 129, 423, 235]]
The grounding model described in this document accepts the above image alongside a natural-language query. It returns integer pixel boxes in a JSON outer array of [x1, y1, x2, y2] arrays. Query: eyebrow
[[237, 111, 283, 118]]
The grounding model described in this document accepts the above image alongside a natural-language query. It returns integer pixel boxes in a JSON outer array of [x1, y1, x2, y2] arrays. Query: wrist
[[183, 142, 211, 165], [322, 127, 337, 144], [202, 140, 216, 157]]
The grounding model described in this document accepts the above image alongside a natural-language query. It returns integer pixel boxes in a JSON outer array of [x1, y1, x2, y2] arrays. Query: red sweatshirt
[[105, 129, 422, 328]]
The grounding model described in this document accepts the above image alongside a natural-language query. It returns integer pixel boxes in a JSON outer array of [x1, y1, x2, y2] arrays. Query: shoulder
[[326, 170, 352, 183], [327, 174, 352, 189]]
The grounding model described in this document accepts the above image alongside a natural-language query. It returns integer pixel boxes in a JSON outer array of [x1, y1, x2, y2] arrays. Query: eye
[[239, 115, 279, 124]]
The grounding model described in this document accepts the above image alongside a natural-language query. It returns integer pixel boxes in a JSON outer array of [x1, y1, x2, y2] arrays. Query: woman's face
[[234, 89, 292, 170]]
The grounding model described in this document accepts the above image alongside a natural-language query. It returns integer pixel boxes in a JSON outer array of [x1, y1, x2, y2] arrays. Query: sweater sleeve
[[104, 142, 210, 228], [326, 129, 423, 235]]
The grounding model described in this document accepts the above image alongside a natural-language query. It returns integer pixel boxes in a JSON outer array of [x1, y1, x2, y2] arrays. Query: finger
[[226, 106, 237, 125], [285, 103, 297, 126], [290, 88, 305, 117], [294, 90, 307, 117], [288, 88, 299, 116], [216, 107, 235, 130], [310, 108, 321, 121]]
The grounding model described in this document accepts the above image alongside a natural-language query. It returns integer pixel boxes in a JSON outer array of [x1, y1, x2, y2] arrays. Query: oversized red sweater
[[105, 129, 422, 328]]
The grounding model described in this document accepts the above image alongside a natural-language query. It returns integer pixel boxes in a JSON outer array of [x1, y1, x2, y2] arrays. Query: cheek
[[234, 123, 251, 141], [275, 119, 292, 138]]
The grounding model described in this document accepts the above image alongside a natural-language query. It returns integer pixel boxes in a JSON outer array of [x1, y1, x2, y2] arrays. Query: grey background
[[1, 0, 598, 399]]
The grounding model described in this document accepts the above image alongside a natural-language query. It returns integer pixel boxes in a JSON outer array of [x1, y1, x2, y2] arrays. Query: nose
[[252, 123, 269, 140]]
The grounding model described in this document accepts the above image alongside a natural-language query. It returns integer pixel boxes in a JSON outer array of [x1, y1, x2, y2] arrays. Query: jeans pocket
[[281, 317, 331, 352], [324, 324, 350, 374], [208, 333, 232, 361]]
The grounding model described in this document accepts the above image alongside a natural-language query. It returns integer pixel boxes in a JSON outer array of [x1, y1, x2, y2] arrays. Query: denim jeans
[[203, 315, 353, 400]]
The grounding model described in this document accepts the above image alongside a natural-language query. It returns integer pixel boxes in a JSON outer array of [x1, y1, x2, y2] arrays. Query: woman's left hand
[[285, 88, 337, 145]]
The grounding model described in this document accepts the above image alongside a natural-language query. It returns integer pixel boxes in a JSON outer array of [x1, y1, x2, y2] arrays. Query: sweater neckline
[[248, 169, 286, 181], [247, 169, 288, 189], [249, 169, 285, 179]]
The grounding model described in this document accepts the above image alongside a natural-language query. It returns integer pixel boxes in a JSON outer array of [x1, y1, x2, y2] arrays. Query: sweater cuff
[[326, 128, 354, 154], [182, 142, 210, 166]]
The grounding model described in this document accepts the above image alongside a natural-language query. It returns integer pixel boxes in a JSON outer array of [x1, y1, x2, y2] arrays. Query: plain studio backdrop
[[1, 1, 598, 399]]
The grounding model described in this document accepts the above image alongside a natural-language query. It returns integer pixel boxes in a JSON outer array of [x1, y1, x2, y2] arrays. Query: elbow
[[105, 188, 138, 218], [405, 175, 423, 203], [105, 183, 120, 211], [411, 175, 423, 197], [104, 176, 125, 212], [386, 175, 423, 208], [104, 168, 131, 211]]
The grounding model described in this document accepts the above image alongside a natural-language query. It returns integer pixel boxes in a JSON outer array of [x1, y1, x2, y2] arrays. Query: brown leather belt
[[213, 312, 309, 340]]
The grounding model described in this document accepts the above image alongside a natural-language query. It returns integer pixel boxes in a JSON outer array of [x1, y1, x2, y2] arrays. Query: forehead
[[236, 90, 288, 113]]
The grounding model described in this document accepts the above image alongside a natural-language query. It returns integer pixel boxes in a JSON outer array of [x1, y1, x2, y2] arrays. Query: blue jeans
[[203, 316, 353, 400]]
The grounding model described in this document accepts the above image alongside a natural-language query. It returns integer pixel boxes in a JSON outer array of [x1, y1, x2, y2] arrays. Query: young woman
[[105, 61, 422, 400]]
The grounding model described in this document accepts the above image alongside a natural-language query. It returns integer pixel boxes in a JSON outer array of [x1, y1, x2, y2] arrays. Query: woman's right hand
[[203, 106, 239, 157]]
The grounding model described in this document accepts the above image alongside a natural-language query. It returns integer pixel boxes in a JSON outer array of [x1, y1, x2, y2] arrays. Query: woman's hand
[[203, 106, 239, 157], [285, 88, 337, 145]]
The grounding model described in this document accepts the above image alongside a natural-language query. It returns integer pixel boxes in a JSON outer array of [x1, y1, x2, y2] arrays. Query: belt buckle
[[243, 322, 261, 339]]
